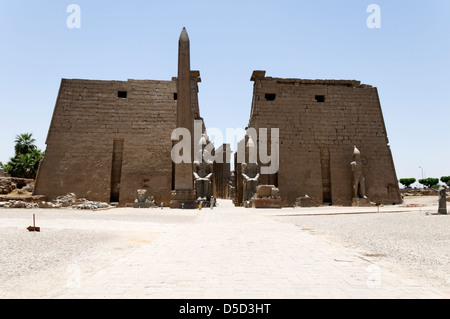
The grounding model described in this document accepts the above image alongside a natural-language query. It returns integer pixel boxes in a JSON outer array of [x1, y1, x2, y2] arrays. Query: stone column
[[170, 28, 197, 209]]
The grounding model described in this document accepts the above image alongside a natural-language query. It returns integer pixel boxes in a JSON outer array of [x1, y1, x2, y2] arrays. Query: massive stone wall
[[34, 75, 201, 206], [247, 71, 402, 206]]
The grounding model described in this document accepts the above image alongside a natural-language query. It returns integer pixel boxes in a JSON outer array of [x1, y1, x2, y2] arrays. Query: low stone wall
[[401, 189, 445, 197]]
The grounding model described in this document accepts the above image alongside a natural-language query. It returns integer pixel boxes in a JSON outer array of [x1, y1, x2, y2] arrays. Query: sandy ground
[[0, 196, 448, 299], [274, 196, 450, 288]]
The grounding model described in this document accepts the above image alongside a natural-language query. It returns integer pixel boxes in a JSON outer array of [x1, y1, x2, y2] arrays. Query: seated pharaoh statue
[[193, 134, 213, 201], [242, 162, 260, 202]]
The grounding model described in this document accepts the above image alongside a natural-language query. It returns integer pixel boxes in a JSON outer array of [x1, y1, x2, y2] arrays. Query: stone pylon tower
[[170, 28, 197, 209]]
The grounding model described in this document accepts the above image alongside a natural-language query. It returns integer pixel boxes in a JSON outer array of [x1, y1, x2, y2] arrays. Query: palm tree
[[1, 133, 44, 179], [29, 148, 44, 176], [14, 133, 37, 156], [3, 149, 44, 179]]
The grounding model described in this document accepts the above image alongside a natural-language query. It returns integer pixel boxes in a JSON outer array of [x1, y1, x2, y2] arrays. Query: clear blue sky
[[1, 1, 449, 184]]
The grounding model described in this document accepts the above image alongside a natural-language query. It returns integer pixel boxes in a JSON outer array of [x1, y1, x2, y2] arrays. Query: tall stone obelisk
[[170, 28, 197, 209]]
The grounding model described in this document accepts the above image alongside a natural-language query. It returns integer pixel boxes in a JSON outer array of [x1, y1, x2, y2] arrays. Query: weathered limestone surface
[[247, 71, 402, 207], [170, 28, 198, 209], [34, 76, 201, 206]]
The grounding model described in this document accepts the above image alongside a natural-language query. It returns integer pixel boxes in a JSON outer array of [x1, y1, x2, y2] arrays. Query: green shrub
[[418, 178, 440, 189], [1, 133, 44, 179], [399, 178, 416, 188], [441, 177, 450, 187]]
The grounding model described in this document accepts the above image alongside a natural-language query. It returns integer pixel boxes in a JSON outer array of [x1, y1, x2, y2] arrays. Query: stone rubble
[[55, 193, 77, 207], [1, 201, 38, 209], [72, 201, 111, 210], [0, 192, 111, 210], [38, 201, 62, 209], [0, 177, 34, 195]]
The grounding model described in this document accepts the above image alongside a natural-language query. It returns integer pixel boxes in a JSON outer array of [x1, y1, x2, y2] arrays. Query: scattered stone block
[[296, 195, 311, 208], [133, 202, 153, 209], [72, 201, 111, 210], [352, 197, 371, 207], [2, 200, 38, 209], [55, 193, 77, 207], [256, 185, 274, 198], [252, 198, 282, 209], [252, 184, 282, 209], [133, 189, 156, 208]]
